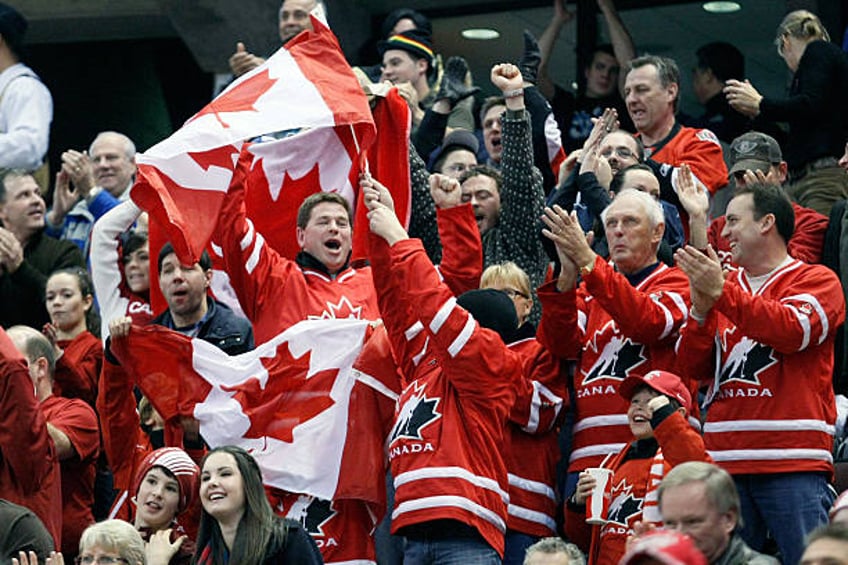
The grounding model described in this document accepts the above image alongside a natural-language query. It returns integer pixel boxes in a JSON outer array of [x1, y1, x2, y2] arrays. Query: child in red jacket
[[564, 370, 711, 565]]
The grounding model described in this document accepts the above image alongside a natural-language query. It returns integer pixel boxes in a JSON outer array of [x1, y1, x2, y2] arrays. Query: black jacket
[[152, 296, 254, 355]]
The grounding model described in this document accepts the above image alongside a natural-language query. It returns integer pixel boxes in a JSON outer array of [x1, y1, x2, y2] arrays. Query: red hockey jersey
[[0, 329, 62, 549], [505, 337, 566, 537], [212, 180, 482, 564], [564, 411, 710, 565], [540, 259, 692, 472], [646, 124, 728, 195], [373, 236, 521, 557], [677, 258, 845, 475]]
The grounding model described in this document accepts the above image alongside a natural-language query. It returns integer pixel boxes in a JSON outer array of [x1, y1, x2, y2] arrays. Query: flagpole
[[350, 123, 370, 176]]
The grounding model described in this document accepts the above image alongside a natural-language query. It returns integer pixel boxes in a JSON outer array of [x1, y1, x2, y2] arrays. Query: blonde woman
[[724, 10, 848, 216], [480, 262, 568, 564]]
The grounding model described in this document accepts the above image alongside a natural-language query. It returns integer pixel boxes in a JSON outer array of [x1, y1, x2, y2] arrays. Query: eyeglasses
[[501, 288, 529, 300], [444, 163, 473, 174], [600, 147, 636, 160], [75, 556, 130, 565]]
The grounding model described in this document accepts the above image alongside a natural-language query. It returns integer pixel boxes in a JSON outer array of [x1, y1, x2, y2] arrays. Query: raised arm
[[597, 0, 636, 96], [492, 63, 549, 306], [90, 199, 146, 342], [537, 0, 574, 100]]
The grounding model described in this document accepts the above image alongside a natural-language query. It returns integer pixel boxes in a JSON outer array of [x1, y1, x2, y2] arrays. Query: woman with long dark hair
[[44, 266, 102, 406], [194, 446, 322, 565]]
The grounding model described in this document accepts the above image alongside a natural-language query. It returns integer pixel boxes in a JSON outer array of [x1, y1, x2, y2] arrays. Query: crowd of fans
[[3, 0, 848, 563]]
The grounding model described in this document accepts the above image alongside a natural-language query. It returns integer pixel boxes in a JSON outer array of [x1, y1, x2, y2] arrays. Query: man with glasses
[[428, 129, 478, 179]]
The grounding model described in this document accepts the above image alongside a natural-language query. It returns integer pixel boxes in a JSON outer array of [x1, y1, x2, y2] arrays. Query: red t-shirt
[[41, 395, 99, 555]]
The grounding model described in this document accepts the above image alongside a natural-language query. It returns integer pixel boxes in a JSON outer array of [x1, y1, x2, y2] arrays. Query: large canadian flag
[[132, 17, 377, 265], [110, 319, 398, 507]]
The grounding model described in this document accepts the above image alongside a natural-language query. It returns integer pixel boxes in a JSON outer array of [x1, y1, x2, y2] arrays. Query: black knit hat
[[456, 288, 518, 344], [377, 29, 434, 67]]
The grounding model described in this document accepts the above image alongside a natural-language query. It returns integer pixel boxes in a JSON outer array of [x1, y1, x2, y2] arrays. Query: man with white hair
[[45, 131, 137, 254], [540, 189, 691, 548], [524, 537, 584, 565]]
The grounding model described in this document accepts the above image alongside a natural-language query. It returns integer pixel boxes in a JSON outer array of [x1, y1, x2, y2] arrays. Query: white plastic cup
[[585, 467, 613, 525]]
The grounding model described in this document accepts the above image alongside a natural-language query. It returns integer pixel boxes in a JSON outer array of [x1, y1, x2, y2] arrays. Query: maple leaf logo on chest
[[605, 478, 644, 527], [389, 382, 442, 445], [285, 495, 337, 536], [582, 327, 647, 385], [308, 296, 363, 321], [719, 335, 777, 386]]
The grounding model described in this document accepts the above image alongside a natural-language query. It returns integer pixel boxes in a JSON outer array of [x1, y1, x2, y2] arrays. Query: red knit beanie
[[132, 447, 199, 515]]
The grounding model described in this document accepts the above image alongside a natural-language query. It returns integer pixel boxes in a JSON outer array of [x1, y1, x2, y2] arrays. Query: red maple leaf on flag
[[245, 160, 323, 260], [189, 144, 240, 172], [191, 69, 278, 129], [222, 341, 338, 443]]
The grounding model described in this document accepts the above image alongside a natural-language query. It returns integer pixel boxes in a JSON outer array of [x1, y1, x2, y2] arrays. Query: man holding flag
[[124, 14, 483, 564]]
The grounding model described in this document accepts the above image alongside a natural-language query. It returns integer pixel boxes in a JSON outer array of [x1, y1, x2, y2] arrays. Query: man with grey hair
[[229, 0, 324, 77], [524, 537, 584, 565], [540, 189, 691, 535], [45, 131, 137, 253], [623, 55, 727, 220], [658, 461, 777, 565], [0, 325, 62, 550]]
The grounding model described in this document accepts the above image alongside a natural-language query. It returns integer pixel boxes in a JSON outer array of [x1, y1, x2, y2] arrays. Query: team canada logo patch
[[719, 335, 777, 386], [582, 336, 647, 385], [388, 382, 442, 445], [606, 479, 644, 527], [798, 302, 814, 316], [285, 495, 337, 537]]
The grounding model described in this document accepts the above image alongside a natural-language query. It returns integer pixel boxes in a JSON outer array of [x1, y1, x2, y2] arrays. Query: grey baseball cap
[[729, 131, 782, 175]]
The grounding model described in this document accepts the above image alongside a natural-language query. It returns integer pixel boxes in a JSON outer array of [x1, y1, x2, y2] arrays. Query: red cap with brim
[[619, 369, 692, 414]]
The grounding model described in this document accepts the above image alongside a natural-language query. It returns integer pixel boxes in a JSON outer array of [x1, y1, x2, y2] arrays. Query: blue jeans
[[503, 531, 539, 565], [402, 535, 502, 565], [734, 472, 834, 565], [375, 470, 403, 565]]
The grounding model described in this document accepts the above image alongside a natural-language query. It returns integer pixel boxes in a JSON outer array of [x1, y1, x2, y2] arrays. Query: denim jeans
[[503, 531, 539, 565], [402, 534, 502, 565], [734, 472, 834, 565]]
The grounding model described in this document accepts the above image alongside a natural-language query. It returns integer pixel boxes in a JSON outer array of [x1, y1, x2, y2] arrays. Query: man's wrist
[[85, 186, 103, 205], [690, 305, 707, 325], [46, 210, 63, 228], [579, 254, 596, 276]]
